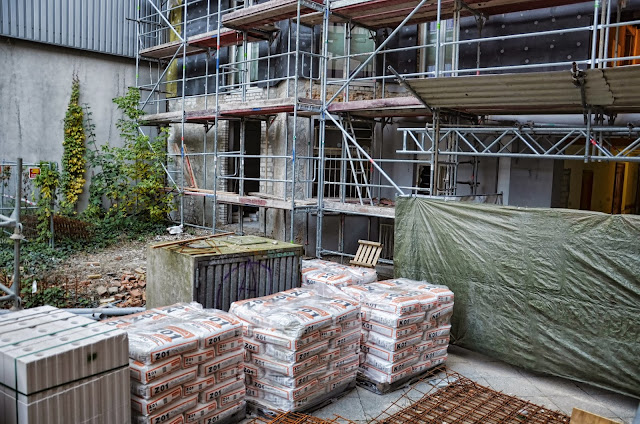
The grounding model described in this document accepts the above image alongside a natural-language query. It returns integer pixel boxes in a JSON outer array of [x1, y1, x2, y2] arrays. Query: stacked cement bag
[[341, 279, 453, 385], [106, 303, 246, 424], [230, 288, 361, 412], [301, 259, 377, 292]]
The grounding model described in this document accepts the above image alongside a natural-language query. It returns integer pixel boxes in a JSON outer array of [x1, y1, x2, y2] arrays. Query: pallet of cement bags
[[301, 259, 377, 291], [229, 287, 361, 416], [0, 306, 131, 424], [341, 278, 454, 394], [104, 302, 247, 424]]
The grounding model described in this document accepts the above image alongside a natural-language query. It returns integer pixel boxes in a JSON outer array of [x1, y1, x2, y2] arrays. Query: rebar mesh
[[371, 370, 571, 424], [248, 412, 357, 424]]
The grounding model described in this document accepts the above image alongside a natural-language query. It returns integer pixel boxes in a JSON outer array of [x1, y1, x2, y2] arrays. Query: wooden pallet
[[247, 380, 357, 419], [349, 240, 382, 268], [356, 364, 446, 395]]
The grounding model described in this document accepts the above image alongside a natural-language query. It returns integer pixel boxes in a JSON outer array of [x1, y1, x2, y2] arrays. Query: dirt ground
[[52, 223, 264, 308]]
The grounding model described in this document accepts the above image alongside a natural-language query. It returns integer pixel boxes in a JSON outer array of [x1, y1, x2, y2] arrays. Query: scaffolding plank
[[188, 28, 270, 49], [222, 0, 322, 31], [323, 200, 395, 218], [301, 0, 587, 29], [402, 66, 640, 114], [183, 189, 317, 210], [139, 40, 204, 60]]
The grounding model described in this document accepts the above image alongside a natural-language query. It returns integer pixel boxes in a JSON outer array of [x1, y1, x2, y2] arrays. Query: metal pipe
[[613, 2, 622, 62], [435, 0, 442, 77], [291, 0, 303, 243], [65, 307, 146, 317], [11, 158, 22, 309], [591, 0, 601, 68], [602, 0, 612, 68], [316, 1, 330, 258], [213, 0, 222, 232]]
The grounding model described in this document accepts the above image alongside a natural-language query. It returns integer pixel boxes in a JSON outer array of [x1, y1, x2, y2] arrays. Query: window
[[327, 24, 376, 79]]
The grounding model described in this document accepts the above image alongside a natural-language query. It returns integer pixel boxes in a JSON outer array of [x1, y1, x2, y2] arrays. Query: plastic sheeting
[[394, 196, 640, 398]]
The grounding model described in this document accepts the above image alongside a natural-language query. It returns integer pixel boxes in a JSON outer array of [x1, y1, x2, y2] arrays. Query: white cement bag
[[304, 270, 354, 288], [252, 353, 319, 377], [198, 351, 243, 378], [183, 349, 216, 368], [424, 325, 451, 340], [131, 386, 183, 416], [361, 307, 425, 328], [185, 398, 217, 423], [363, 321, 418, 339], [182, 375, 217, 397], [130, 356, 182, 383], [263, 367, 326, 388], [265, 341, 326, 363], [364, 354, 419, 374], [131, 368, 197, 399], [198, 377, 244, 403], [132, 394, 197, 424], [197, 401, 245, 424], [128, 324, 199, 364], [367, 331, 422, 352], [249, 378, 318, 401], [361, 343, 414, 363]]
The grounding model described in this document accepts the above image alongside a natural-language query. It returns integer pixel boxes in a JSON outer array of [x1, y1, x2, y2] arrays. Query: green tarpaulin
[[394, 196, 640, 397]]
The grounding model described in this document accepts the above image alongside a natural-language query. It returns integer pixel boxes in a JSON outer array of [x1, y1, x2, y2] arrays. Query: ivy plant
[[85, 87, 172, 223], [60, 75, 87, 214], [33, 162, 60, 244]]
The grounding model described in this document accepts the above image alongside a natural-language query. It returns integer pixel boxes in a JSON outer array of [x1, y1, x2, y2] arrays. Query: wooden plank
[[151, 233, 235, 249], [570, 408, 620, 424], [358, 240, 382, 247]]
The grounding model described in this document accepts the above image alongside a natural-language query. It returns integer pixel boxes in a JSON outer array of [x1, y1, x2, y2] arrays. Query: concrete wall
[[508, 158, 554, 207], [0, 36, 142, 209]]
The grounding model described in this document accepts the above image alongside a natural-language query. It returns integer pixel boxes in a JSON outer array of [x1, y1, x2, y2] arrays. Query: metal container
[[147, 235, 303, 310]]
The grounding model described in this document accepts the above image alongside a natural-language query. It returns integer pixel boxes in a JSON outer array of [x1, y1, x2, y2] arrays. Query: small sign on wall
[[28, 167, 41, 179]]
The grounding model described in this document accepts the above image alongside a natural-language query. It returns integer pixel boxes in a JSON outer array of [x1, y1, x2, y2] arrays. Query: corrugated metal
[[0, 0, 137, 57], [195, 249, 302, 311], [406, 65, 640, 114]]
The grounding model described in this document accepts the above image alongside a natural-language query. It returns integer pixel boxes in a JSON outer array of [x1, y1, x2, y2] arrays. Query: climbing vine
[[60, 75, 87, 214], [85, 87, 172, 223], [33, 162, 60, 244]]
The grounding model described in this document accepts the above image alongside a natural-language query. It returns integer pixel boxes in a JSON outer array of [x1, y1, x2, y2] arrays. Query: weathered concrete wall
[[146, 246, 195, 308], [0, 36, 143, 209]]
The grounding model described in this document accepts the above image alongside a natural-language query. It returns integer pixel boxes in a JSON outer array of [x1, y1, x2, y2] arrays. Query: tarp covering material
[[394, 196, 640, 398]]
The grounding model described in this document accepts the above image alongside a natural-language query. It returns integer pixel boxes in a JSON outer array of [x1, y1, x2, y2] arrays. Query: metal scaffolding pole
[[213, 0, 222, 232], [316, 0, 330, 257]]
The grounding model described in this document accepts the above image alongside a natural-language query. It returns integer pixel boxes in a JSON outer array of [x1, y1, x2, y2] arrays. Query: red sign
[[28, 167, 41, 179]]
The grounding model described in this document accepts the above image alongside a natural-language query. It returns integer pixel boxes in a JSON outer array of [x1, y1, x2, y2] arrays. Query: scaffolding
[[135, 0, 640, 259]]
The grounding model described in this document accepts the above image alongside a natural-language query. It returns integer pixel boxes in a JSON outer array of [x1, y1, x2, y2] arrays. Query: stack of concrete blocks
[[341, 279, 454, 386], [230, 288, 361, 412], [106, 303, 246, 424], [301, 259, 377, 291], [0, 306, 130, 424]]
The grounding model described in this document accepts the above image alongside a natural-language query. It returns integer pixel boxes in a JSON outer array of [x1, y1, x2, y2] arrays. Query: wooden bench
[[350, 240, 383, 268]]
